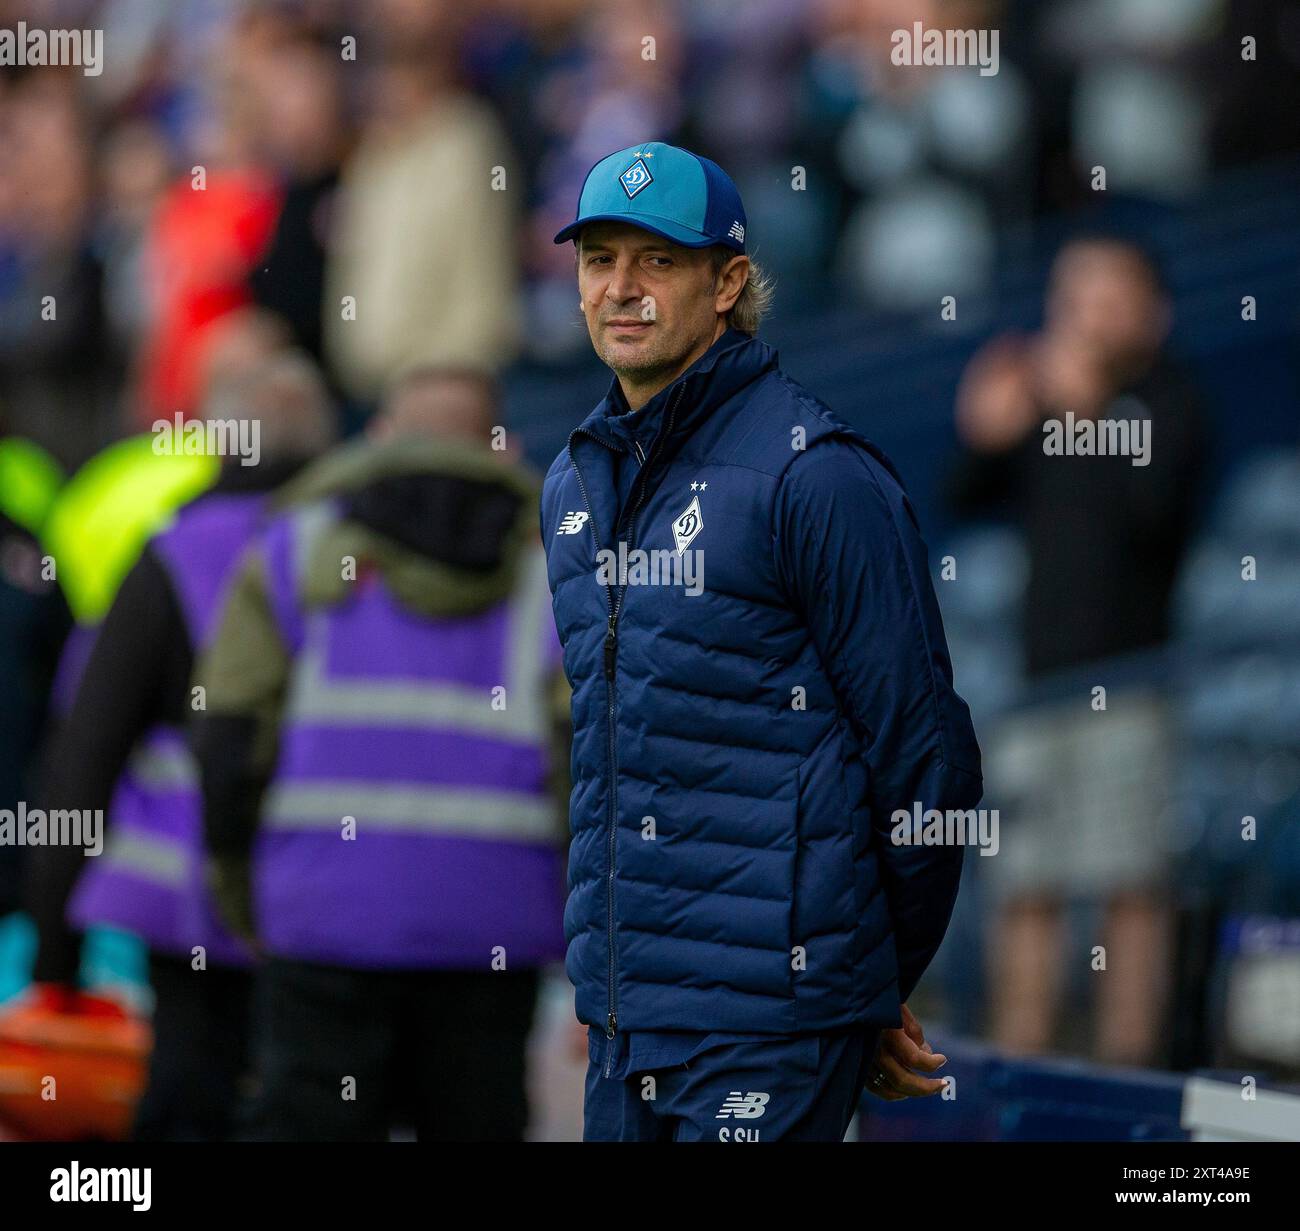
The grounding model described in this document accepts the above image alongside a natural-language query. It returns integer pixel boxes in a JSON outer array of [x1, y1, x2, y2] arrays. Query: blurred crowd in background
[[0, 0, 1298, 1140], [3, 0, 1298, 464]]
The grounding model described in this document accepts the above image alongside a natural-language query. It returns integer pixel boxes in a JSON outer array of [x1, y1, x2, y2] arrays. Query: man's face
[[576, 221, 729, 384], [1045, 243, 1168, 365]]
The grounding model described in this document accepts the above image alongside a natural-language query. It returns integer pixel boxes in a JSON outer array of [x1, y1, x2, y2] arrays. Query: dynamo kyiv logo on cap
[[619, 156, 654, 199]]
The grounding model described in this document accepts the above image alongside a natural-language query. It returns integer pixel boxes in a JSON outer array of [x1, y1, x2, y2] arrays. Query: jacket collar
[[571, 327, 778, 457]]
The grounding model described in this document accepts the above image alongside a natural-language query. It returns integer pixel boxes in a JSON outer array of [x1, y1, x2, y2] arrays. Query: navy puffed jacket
[[541, 328, 983, 1038]]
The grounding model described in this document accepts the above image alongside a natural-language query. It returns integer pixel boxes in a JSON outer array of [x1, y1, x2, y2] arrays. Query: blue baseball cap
[[553, 141, 748, 253]]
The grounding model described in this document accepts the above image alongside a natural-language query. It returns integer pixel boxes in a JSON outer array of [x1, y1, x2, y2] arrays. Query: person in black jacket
[[0, 503, 72, 923], [948, 237, 1209, 1066]]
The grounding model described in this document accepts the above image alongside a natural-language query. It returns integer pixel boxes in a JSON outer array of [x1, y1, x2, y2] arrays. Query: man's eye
[[648, 257, 672, 267]]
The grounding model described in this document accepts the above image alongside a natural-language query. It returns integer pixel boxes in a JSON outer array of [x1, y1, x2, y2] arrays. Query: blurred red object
[[0, 985, 151, 1141], [136, 169, 283, 423]]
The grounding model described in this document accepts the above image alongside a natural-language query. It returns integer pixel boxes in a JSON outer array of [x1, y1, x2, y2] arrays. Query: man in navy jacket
[[543, 141, 984, 1141]]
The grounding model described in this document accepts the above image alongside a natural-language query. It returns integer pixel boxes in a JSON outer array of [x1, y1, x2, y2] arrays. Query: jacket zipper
[[567, 426, 621, 1056], [567, 383, 686, 1065]]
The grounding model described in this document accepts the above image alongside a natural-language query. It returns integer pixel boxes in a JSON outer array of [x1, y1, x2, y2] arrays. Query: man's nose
[[604, 257, 643, 303]]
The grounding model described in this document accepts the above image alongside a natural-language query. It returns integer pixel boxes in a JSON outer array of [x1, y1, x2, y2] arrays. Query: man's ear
[[715, 255, 748, 314]]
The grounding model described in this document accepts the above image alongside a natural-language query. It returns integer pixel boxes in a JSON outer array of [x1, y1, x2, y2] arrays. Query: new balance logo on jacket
[[556, 510, 589, 535]]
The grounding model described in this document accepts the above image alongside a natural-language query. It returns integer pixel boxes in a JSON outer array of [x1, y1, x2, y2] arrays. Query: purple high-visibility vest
[[252, 501, 567, 970], [67, 492, 267, 966]]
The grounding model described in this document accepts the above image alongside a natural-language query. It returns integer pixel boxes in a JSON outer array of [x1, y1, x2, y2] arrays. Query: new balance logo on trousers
[[583, 1026, 885, 1142]]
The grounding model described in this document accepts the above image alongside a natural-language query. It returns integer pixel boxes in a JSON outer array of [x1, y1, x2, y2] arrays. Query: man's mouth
[[606, 319, 652, 334]]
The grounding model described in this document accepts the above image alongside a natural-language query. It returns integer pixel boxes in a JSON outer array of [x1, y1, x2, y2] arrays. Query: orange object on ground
[[0, 986, 151, 1141]]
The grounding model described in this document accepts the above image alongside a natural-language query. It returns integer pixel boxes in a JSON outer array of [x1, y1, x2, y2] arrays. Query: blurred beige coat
[[325, 94, 520, 397]]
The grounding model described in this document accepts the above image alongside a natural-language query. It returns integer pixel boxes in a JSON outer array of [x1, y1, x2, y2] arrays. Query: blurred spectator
[[809, 0, 1032, 309], [1039, 0, 1220, 200], [495, 0, 686, 358], [0, 73, 110, 469], [131, 60, 282, 425], [194, 368, 568, 1141], [951, 239, 1208, 673], [0, 437, 71, 923], [948, 237, 1210, 1066], [25, 344, 337, 1141], [95, 120, 176, 373], [245, 31, 350, 364], [323, 22, 520, 402]]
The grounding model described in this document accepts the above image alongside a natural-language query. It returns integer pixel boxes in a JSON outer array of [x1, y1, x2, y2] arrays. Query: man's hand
[[569, 1018, 590, 1065], [955, 334, 1040, 453], [863, 1002, 947, 1100]]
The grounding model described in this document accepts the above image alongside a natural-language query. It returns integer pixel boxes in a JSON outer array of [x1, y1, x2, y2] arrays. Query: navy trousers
[[584, 1025, 883, 1142]]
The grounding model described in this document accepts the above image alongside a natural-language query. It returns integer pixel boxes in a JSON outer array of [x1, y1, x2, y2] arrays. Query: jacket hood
[[276, 435, 542, 618]]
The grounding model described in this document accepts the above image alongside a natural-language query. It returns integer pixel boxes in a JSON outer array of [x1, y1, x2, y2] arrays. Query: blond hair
[[710, 247, 775, 336]]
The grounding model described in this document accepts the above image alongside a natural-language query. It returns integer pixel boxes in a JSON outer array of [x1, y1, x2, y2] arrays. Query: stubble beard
[[595, 326, 698, 390], [598, 338, 658, 380]]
